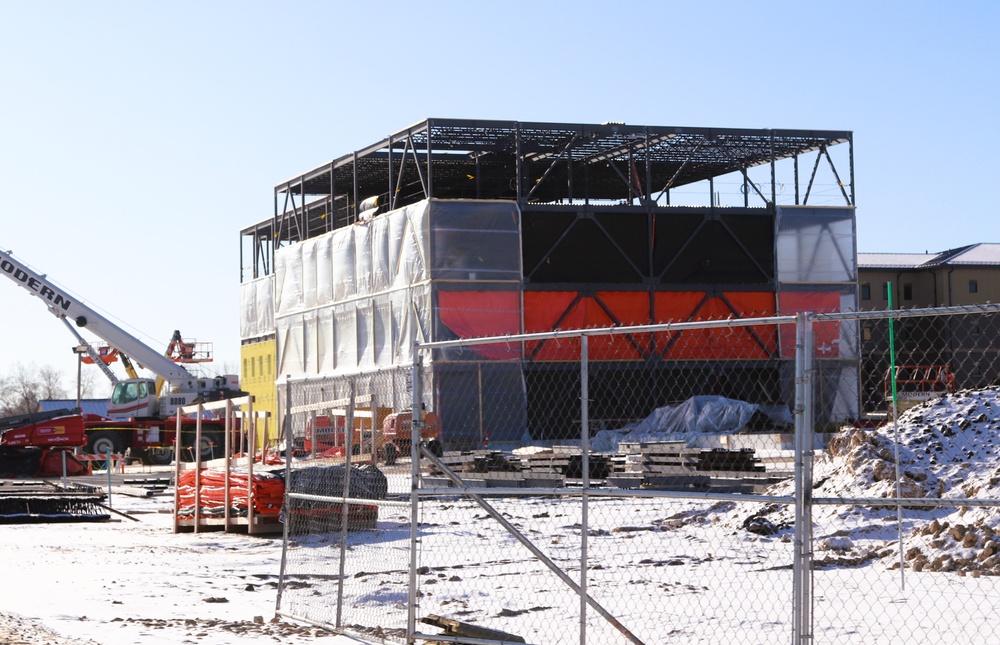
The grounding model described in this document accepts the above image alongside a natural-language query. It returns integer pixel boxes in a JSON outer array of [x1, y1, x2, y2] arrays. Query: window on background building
[[266, 354, 271, 376], [861, 283, 871, 300], [903, 283, 913, 301], [882, 282, 890, 300], [970, 279, 979, 294]]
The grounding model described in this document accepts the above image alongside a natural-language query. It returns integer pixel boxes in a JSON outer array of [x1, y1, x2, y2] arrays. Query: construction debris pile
[[0, 481, 109, 524]]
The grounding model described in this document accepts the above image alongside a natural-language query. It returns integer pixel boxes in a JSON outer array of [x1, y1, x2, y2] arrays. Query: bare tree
[[38, 365, 66, 401], [0, 363, 69, 417], [79, 369, 106, 399], [0, 364, 41, 416]]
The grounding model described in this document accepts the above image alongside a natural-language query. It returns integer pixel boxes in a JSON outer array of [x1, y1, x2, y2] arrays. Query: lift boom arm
[[0, 247, 193, 383]]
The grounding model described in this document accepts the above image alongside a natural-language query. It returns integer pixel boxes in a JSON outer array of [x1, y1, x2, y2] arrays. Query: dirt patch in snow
[[0, 612, 100, 645]]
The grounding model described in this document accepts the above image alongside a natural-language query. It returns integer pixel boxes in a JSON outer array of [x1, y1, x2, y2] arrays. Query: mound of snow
[[815, 385, 1000, 507], [720, 386, 1000, 575]]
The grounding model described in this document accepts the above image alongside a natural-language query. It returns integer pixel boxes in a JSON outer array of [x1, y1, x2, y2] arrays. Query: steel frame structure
[[241, 119, 856, 439], [240, 118, 853, 282]]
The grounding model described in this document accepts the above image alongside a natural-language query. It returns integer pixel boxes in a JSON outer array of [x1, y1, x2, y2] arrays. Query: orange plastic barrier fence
[[176, 469, 284, 519]]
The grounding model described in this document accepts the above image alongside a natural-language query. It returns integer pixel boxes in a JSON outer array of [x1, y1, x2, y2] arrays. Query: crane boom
[[1, 247, 193, 382], [60, 317, 119, 385]]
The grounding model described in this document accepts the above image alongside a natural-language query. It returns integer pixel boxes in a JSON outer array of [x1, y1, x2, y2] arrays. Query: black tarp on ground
[[280, 464, 388, 530], [285, 463, 388, 500]]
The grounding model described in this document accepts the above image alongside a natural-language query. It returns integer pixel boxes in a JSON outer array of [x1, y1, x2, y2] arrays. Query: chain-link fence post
[[335, 379, 355, 629], [580, 334, 590, 645], [407, 342, 422, 643], [276, 377, 293, 615], [793, 313, 815, 644]]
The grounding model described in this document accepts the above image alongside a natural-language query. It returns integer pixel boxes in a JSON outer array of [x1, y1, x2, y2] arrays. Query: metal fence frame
[[274, 303, 1000, 644], [410, 314, 803, 645]]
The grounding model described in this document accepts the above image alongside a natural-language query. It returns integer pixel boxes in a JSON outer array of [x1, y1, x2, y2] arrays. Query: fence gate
[[276, 377, 414, 642]]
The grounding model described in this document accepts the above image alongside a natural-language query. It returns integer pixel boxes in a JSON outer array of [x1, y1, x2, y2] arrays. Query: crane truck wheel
[[86, 430, 124, 457], [200, 431, 225, 461], [183, 431, 224, 462], [144, 447, 174, 466], [382, 442, 398, 466]]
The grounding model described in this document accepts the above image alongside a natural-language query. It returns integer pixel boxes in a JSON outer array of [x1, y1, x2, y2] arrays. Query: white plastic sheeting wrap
[[274, 200, 432, 382], [775, 206, 857, 284], [239, 275, 274, 340], [775, 205, 859, 422]]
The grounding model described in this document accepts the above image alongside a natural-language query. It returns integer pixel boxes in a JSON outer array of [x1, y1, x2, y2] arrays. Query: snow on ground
[[282, 387, 1000, 643], [3, 387, 1000, 644], [0, 490, 364, 645]]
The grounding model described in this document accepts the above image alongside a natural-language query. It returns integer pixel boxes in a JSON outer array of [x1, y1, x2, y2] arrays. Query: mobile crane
[[1, 246, 243, 464]]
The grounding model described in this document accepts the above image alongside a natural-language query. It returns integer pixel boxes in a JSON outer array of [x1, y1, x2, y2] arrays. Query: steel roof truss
[[526, 132, 581, 202], [652, 138, 706, 203], [740, 167, 770, 206], [824, 145, 852, 205], [803, 144, 825, 205]]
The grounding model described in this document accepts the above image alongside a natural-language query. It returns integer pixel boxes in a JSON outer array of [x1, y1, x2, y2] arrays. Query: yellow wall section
[[240, 339, 277, 449]]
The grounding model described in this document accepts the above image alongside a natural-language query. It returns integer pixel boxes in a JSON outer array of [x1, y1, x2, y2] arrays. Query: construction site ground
[[0, 462, 367, 645]]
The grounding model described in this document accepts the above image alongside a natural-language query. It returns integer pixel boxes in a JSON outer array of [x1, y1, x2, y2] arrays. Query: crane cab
[[108, 379, 159, 418]]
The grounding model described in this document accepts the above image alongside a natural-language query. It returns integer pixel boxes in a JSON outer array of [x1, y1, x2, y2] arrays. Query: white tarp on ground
[[590, 395, 793, 452]]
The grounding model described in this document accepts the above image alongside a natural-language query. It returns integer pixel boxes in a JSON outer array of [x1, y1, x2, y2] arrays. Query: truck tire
[[144, 447, 174, 466], [382, 442, 398, 466], [87, 430, 124, 457], [203, 431, 225, 461], [184, 431, 224, 462]]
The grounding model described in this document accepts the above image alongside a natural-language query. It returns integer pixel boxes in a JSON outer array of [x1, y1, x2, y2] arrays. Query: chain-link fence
[[802, 305, 1000, 645], [275, 304, 1000, 644]]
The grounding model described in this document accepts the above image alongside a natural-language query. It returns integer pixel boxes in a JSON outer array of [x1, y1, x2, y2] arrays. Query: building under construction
[[240, 118, 857, 448]]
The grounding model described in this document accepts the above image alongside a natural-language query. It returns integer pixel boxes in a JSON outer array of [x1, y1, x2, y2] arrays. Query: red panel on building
[[437, 290, 521, 359], [777, 291, 843, 358], [653, 292, 778, 360]]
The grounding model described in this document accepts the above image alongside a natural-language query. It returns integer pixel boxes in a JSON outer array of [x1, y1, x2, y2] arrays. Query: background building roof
[[857, 253, 936, 269], [859, 244, 1000, 269], [38, 399, 108, 417]]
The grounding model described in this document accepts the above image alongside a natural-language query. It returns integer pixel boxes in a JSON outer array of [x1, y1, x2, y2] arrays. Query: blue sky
[[1, 1, 997, 392]]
